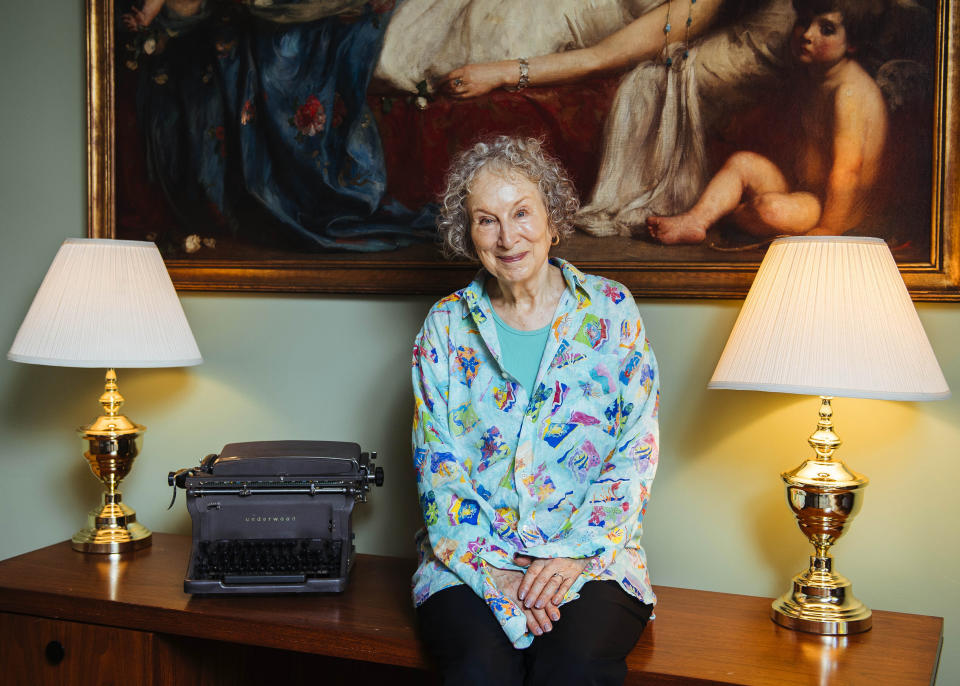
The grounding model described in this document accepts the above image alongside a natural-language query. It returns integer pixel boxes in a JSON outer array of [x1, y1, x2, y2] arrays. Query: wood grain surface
[[0, 534, 943, 685]]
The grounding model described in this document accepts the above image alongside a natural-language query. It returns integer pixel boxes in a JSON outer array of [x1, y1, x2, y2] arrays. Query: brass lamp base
[[73, 369, 152, 554], [773, 397, 872, 635], [772, 554, 872, 634], [72, 491, 152, 553]]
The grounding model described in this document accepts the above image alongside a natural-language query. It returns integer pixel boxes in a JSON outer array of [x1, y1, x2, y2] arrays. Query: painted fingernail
[[524, 599, 532, 608], [544, 623, 552, 632], [533, 627, 542, 636], [519, 591, 525, 601], [550, 612, 559, 621], [535, 601, 544, 609]]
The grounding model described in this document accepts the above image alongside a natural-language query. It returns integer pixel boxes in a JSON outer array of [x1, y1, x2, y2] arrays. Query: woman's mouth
[[498, 252, 528, 263]]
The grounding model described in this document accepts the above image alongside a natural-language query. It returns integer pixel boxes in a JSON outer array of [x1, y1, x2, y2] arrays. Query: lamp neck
[[83, 369, 142, 436], [99, 369, 124, 417], [808, 396, 842, 461]]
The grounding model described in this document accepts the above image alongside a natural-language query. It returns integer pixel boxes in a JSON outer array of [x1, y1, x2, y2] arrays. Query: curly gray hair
[[437, 136, 580, 260]]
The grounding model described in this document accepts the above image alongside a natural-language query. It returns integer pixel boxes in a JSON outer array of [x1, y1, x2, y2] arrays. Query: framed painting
[[88, 0, 959, 299]]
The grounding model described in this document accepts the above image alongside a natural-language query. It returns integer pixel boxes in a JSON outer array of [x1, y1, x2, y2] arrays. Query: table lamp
[[8, 238, 202, 553], [709, 236, 949, 634]]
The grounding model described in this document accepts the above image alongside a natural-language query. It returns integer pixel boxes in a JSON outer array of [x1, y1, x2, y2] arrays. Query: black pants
[[417, 581, 653, 686]]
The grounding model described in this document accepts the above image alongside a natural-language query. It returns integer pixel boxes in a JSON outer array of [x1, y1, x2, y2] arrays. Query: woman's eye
[[820, 21, 836, 35], [478, 216, 495, 226], [516, 209, 527, 218]]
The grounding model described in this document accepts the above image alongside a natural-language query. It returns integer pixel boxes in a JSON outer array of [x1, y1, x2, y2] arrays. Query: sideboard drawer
[[0, 612, 153, 686]]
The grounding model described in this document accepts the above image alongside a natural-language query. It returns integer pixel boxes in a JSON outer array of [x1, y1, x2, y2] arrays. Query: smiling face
[[467, 166, 555, 291], [791, 11, 852, 67]]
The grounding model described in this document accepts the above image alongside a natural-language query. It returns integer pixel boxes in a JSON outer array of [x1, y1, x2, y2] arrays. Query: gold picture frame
[[88, 0, 960, 299]]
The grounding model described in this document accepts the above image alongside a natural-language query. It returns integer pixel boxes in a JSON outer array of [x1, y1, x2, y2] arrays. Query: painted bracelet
[[517, 57, 530, 90]]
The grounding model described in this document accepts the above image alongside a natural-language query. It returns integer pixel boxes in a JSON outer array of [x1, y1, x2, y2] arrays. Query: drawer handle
[[45, 640, 65, 666]]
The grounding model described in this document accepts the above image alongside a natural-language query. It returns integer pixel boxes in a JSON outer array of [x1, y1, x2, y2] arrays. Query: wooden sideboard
[[0, 534, 943, 685]]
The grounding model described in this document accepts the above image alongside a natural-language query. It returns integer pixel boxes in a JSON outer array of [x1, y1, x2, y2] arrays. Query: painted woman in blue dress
[[121, 0, 435, 252]]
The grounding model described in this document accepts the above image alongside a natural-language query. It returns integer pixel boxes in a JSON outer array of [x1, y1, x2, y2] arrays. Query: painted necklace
[[661, 0, 695, 67]]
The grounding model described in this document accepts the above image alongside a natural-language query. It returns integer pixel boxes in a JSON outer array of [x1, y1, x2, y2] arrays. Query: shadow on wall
[[752, 485, 809, 589]]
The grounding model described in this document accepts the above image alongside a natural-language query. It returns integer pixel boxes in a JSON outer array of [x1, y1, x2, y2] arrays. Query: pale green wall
[[1, 2, 956, 683]]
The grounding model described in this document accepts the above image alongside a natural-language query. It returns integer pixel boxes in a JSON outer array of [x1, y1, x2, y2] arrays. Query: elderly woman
[[411, 136, 660, 685]]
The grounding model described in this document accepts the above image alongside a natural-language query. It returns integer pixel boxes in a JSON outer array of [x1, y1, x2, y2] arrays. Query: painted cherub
[[647, 0, 889, 244]]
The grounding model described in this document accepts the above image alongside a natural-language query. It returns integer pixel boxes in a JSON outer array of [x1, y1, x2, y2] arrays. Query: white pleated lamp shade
[[709, 236, 948, 401], [8, 238, 202, 368]]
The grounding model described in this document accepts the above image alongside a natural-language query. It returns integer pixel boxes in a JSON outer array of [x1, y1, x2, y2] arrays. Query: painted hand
[[440, 62, 511, 99], [122, 8, 149, 31]]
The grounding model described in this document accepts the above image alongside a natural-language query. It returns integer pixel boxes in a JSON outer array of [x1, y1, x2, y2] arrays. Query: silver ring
[[552, 573, 565, 583]]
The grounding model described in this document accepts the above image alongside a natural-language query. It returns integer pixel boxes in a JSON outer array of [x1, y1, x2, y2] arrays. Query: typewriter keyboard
[[193, 538, 343, 584]]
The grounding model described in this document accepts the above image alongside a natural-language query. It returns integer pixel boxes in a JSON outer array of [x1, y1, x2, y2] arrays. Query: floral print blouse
[[411, 258, 660, 648]]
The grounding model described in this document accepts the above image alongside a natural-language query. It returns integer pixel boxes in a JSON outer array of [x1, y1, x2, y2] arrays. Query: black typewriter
[[169, 440, 383, 595]]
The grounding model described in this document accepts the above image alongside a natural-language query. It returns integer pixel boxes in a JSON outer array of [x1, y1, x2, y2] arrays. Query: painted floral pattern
[[369, 0, 396, 13], [207, 125, 226, 158], [293, 95, 326, 137], [411, 259, 660, 648], [240, 99, 255, 126]]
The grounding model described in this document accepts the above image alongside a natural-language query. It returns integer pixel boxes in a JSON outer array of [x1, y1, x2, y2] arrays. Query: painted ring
[[552, 573, 565, 583]]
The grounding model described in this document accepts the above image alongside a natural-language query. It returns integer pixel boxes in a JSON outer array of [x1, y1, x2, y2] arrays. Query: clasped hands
[[489, 555, 588, 636]]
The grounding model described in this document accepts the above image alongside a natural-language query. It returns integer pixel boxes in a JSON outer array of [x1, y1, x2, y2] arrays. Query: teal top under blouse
[[484, 292, 551, 392]]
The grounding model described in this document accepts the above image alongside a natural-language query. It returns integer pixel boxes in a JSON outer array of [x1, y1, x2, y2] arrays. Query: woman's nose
[[498, 220, 519, 248]]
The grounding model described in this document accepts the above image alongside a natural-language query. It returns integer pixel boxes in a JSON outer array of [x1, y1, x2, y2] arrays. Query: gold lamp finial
[[808, 396, 841, 460], [87, 370, 140, 436], [99, 369, 124, 417]]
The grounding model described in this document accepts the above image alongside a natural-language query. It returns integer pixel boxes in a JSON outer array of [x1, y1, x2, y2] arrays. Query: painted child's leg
[[648, 151, 790, 245], [733, 190, 821, 237]]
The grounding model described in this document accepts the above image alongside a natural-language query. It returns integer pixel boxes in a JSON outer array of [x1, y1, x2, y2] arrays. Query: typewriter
[[169, 440, 384, 595]]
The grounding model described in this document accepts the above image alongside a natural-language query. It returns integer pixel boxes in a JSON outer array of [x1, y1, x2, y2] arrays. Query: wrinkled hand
[[515, 555, 589, 611], [440, 62, 511, 99], [488, 567, 560, 637]]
